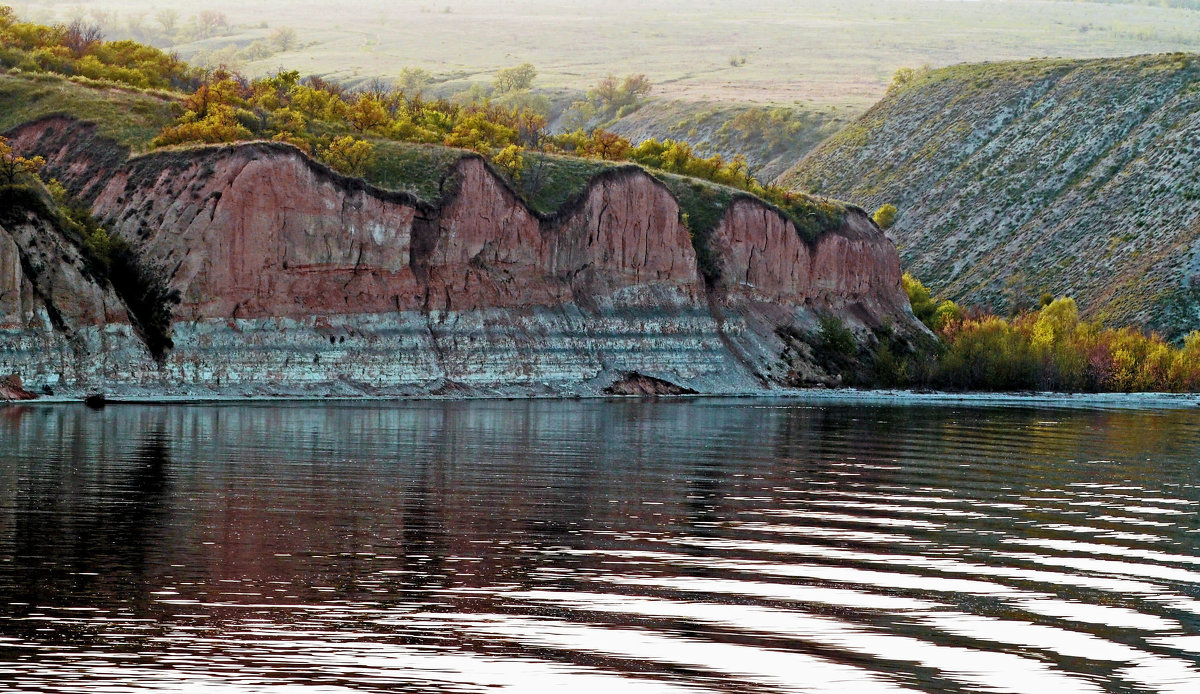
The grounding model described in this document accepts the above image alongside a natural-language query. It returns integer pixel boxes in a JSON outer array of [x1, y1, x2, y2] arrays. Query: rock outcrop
[[1, 115, 922, 398], [1, 188, 151, 394], [0, 374, 35, 401], [780, 54, 1200, 338]]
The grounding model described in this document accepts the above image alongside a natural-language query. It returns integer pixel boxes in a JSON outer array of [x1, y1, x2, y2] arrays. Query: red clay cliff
[[0, 116, 924, 398]]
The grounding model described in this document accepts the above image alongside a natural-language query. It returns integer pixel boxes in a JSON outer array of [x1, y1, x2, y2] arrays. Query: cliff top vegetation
[[16, 0, 1200, 189], [0, 7, 849, 244]]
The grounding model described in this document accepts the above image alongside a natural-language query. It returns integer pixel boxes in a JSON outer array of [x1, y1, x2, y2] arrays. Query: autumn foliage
[[897, 276, 1200, 392], [319, 136, 375, 178], [142, 60, 810, 206], [0, 7, 197, 90], [0, 8, 821, 209], [0, 135, 45, 184], [873, 203, 897, 229]]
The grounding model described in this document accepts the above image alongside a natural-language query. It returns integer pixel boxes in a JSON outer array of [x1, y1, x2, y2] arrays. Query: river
[[1, 400, 1198, 692]]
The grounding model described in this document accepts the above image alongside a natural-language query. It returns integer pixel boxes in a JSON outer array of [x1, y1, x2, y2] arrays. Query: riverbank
[[5, 388, 1199, 411]]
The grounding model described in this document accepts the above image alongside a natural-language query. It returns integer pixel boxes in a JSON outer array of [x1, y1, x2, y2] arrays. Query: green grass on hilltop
[[0, 70, 177, 149], [886, 52, 1197, 98], [365, 139, 466, 203], [519, 151, 619, 215], [655, 173, 847, 282], [292, 138, 625, 215]]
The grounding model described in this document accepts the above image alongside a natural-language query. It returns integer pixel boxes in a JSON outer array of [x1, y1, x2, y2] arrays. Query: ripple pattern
[[0, 400, 1198, 692]]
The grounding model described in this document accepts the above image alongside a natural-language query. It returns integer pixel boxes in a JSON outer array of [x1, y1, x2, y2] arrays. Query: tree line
[[870, 274, 1200, 392]]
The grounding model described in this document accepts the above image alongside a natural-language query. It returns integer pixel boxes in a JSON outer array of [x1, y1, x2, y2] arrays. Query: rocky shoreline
[[6, 388, 1199, 412]]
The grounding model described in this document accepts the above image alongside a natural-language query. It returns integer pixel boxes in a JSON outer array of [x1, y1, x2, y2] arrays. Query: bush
[[903, 272, 961, 331], [396, 66, 431, 96], [150, 104, 252, 147], [588, 73, 652, 113], [491, 144, 525, 182], [319, 136, 374, 177], [887, 65, 932, 94], [901, 275, 1200, 392], [345, 93, 389, 132], [873, 203, 897, 229], [493, 63, 536, 94], [0, 135, 45, 184], [442, 112, 517, 156], [818, 315, 857, 359], [0, 12, 197, 91]]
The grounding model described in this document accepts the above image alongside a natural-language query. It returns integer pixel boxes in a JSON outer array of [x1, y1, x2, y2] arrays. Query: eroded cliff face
[[707, 198, 911, 384], [0, 197, 150, 392], [96, 146, 430, 321], [2, 115, 922, 398]]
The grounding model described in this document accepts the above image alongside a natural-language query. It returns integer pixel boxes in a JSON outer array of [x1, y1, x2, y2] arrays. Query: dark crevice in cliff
[[0, 184, 176, 363], [107, 248, 179, 363], [12, 236, 75, 343], [422, 310, 450, 385], [0, 189, 82, 338], [409, 213, 440, 311]]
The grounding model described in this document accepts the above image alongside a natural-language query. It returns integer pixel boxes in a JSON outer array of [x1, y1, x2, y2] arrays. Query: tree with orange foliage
[[182, 75, 245, 118], [152, 74, 251, 147], [151, 104, 252, 147], [344, 94, 389, 133], [588, 130, 631, 160], [514, 108, 547, 148]]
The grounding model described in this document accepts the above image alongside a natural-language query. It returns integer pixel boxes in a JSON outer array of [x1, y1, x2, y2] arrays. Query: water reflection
[[0, 400, 1198, 692]]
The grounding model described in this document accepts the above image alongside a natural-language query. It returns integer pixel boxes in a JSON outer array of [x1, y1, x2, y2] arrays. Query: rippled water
[[1, 400, 1199, 693]]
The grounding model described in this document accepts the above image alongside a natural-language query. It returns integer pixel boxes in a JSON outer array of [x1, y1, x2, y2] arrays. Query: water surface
[[1, 400, 1199, 692]]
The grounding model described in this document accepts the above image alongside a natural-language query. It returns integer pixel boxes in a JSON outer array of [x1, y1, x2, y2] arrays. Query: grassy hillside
[[602, 100, 848, 182], [781, 53, 1200, 338], [0, 71, 177, 148]]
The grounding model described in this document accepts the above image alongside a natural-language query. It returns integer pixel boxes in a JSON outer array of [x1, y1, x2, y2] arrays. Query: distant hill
[[602, 101, 848, 182], [780, 54, 1200, 339]]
